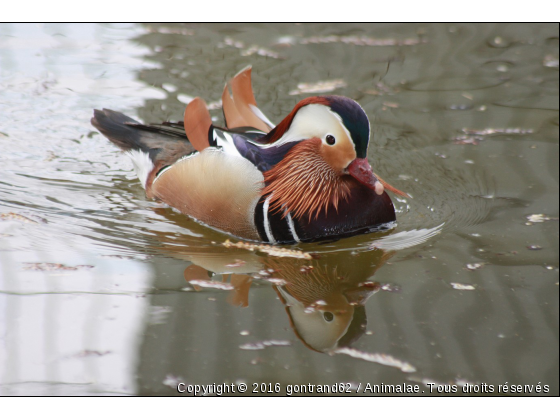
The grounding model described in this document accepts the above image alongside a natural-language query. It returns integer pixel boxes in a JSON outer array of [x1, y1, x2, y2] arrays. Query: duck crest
[[261, 138, 350, 221], [263, 97, 331, 144]]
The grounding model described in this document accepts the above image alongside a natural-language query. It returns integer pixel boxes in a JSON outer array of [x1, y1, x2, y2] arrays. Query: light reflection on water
[[0, 23, 558, 395]]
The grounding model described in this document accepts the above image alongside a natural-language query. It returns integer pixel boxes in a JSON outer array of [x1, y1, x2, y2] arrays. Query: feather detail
[[184, 97, 212, 152], [222, 67, 273, 132], [221, 83, 246, 129], [91, 109, 196, 198], [262, 138, 350, 222], [151, 149, 264, 240]]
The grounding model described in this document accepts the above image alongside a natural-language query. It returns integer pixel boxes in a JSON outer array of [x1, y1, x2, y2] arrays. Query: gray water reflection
[[0, 23, 558, 395]]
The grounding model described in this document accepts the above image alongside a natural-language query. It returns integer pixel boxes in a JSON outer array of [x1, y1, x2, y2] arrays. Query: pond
[[0, 23, 558, 396]]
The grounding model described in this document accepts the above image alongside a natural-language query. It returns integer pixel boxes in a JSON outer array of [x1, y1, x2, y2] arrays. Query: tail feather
[[91, 109, 197, 194], [92, 109, 195, 163], [91, 109, 146, 152]]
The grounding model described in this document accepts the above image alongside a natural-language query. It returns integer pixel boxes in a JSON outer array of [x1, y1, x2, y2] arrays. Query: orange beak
[[347, 158, 410, 198]]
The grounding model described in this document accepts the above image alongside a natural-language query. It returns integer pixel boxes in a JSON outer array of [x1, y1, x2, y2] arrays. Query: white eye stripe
[[258, 104, 347, 149], [327, 109, 356, 153]]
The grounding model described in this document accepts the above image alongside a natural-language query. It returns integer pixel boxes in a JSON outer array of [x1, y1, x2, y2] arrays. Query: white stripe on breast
[[286, 212, 300, 242], [263, 194, 276, 244]]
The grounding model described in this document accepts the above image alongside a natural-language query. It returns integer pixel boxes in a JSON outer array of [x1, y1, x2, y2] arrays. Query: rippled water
[[0, 23, 558, 395]]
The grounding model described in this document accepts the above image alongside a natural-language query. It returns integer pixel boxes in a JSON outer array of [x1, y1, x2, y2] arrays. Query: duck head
[[261, 96, 407, 221]]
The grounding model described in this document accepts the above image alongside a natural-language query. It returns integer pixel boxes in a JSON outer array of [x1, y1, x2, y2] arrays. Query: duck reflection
[[272, 261, 382, 353], [180, 241, 394, 353], [133, 211, 398, 393]]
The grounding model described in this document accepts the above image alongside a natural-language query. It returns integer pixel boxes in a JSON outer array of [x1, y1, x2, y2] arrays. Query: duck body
[[92, 68, 406, 244]]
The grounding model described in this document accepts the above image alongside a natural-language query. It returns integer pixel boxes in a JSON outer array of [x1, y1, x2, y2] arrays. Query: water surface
[[0, 23, 558, 395]]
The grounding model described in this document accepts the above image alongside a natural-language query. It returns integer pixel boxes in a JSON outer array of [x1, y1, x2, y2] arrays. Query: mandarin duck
[[91, 67, 407, 243]]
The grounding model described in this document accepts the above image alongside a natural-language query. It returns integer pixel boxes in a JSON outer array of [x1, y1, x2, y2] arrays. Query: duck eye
[[323, 312, 334, 322], [326, 135, 336, 145]]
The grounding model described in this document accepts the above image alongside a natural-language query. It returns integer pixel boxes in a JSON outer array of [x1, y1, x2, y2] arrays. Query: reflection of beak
[[343, 282, 381, 306], [347, 158, 384, 195], [347, 158, 410, 198]]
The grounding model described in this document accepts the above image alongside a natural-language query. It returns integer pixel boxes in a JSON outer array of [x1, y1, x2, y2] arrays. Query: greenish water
[[0, 23, 558, 395]]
